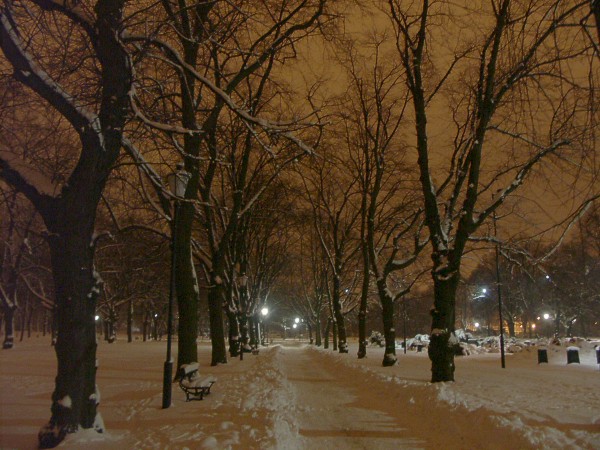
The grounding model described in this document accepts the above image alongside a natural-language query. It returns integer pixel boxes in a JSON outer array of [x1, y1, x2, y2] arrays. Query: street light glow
[[474, 322, 480, 328], [532, 324, 536, 329], [261, 307, 269, 316], [294, 317, 300, 324], [293, 323, 297, 329], [95, 315, 99, 321], [543, 313, 550, 320], [481, 288, 487, 294]]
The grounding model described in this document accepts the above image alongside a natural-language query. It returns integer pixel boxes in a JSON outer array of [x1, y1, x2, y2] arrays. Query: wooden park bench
[[178, 363, 216, 402]]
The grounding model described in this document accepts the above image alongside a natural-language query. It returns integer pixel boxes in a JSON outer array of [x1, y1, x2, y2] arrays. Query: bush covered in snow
[[369, 331, 384, 347]]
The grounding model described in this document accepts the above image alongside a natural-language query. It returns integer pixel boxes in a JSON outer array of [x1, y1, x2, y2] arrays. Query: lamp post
[[492, 210, 506, 368], [261, 306, 269, 345], [162, 163, 191, 409], [403, 300, 407, 354], [238, 274, 248, 360]]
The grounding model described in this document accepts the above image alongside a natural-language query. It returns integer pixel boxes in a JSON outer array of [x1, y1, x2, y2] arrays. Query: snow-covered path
[[271, 345, 533, 449], [274, 345, 422, 449], [1, 337, 599, 449]]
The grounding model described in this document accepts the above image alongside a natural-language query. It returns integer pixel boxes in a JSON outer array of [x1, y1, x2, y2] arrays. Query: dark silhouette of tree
[[0, 1, 132, 446]]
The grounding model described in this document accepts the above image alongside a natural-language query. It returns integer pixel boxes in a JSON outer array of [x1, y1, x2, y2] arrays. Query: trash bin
[[566, 347, 580, 364], [537, 348, 548, 364]]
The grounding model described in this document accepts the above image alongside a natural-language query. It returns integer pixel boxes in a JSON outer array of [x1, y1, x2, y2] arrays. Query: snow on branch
[[474, 139, 570, 227], [0, 147, 60, 203], [0, 8, 99, 136], [30, 0, 95, 40], [120, 137, 173, 218], [124, 34, 317, 155]]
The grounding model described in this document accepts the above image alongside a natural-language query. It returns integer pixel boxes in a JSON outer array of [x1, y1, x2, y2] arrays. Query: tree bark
[[428, 271, 460, 382], [127, 298, 133, 343], [2, 305, 15, 349], [357, 248, 370, 358], [39, 214, 102, 447], [175, 202, 199, 369], [332, 319, 338, 351], [377, 278, 397, 366], [227, 309, 240, 357], [315, 316, 322, 346], [207, 274, 227, 365], [332, 275, 347, 353]]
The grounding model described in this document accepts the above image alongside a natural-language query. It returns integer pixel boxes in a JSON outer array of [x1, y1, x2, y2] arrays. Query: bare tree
[[336, 30, 429, 364], [0, 1, 132, 445], [299, 145, 362, 353], [124, 0, 329, 367], [386, 0, 598, 381]]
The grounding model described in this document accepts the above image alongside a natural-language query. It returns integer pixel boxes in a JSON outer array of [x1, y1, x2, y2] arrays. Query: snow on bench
[[178, 363, 216, 401]]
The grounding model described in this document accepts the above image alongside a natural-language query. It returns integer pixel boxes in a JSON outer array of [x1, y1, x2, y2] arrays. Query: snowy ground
[[1, 337, 599, 449]]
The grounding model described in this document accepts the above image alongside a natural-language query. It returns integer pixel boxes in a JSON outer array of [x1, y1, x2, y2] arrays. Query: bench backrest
[[181, 362, 199, 376]]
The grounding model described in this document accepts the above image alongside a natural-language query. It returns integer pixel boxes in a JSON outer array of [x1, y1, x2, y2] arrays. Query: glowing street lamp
[[543, 313, 550, 320]]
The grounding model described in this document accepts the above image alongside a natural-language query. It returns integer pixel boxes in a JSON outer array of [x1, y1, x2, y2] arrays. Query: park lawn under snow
[[0, 337, 599, 449]]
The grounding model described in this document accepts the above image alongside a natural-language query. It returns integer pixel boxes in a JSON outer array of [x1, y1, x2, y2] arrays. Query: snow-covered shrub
[[452, 342, 470, 356], [454, 329, 475, 342], [506, 344, 524, 353], [413, 334, 429, 344], [369, 331, 384, 347], [407, 334, 429, 351], [481, 336, 500, 348]]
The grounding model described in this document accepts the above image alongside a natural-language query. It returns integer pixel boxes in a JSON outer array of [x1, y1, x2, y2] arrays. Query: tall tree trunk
[[142, 310, 148, 342], [227, 309, 240, 357], [127, 298, 133, 343], [39, 219, 102, 447], [2, 305, 15, 349], [19, 305, 26, 342], [507, 318, 515, 338], [428, 272, 460, 382], [175, 201, 199, 369], [27, 304, 33, 338], [315, 316, 322, 346], [323, 318, 330, 349], [332, 319, 338, 351], [208, 274, 227, 365], [357, 257, 369, 359], [239, 313, 250, 352], [377, 278, 397, 366], [332, 275, 347, 353], [248, 314, 257, 348]]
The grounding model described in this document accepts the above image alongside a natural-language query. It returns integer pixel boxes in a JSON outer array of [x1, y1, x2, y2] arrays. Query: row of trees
[[0, 0, 598, 447], [465, 214, 600, 339]]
